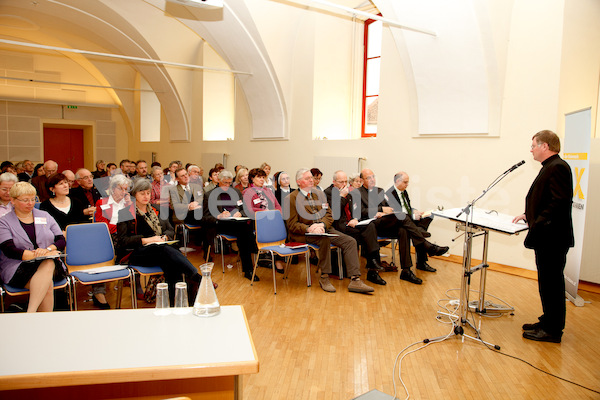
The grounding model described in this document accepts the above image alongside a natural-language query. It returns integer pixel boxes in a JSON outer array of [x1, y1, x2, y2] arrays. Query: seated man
[[17, 160, 35, 182], [358, 169, 449, 285], [31, 160, 58, 202], [288, 168, 374, 294], [131, 160, 151, 183], [387, 171, 436, 273], [324, 170, 386, 285], [0, 172, 18, 218], [70, 168, 101, 218], [168, 167, 205, 253], [203, 170, 257, 281]]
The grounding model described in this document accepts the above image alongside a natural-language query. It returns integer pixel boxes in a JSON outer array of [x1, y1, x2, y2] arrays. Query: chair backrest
[[255, 210, 287, 247], [65, 222, 115, 270]]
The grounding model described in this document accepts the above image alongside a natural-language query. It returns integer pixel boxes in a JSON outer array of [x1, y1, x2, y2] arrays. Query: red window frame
[[361, 17, 380, 138]]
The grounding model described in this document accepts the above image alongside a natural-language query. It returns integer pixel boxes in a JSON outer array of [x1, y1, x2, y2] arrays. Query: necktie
[[401, 192, 412, 219]]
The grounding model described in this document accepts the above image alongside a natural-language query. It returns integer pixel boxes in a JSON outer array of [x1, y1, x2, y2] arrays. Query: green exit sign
[[66, 105, 78, 109]]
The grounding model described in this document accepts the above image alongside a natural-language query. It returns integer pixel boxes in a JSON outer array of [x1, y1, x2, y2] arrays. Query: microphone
[[504, 160, 525, 174]]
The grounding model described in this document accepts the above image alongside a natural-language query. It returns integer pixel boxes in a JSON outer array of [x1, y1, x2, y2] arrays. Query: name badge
[[253, 198, 261, 205], [100, 204, 111, 210], [34, 217, 47, 225], [322, 203, 329, 209], [237, 200, 243, 206]]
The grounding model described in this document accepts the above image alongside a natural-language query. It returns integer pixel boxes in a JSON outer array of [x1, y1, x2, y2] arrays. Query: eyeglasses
[[79, 175, 93, 180], [531, 143, 543, 150], [335, 180, 348, 184], [15, 198, 36, 204]]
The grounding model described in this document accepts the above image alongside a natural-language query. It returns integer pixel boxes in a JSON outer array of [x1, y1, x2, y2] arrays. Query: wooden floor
[[70, 247, 600, 399]]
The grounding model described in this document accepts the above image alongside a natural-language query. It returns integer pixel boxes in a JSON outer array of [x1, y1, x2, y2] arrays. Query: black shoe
[[522, 328, 561, 343], [368, 259, 385, 272], [92, 295, 111, 310], [427, 245, 449, 257], [400, 269, 422, 285], [522, 321, 542, 331], [244, 272, 260, 282], [275, 267, 285, 274], [416, 263, 437, 272], [367, 270, 387, 285]]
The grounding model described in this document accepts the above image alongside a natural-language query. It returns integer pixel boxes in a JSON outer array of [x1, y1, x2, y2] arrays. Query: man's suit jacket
[[357, 185, 402, 220], [169, 183, 204, 223], [287, 189, 334, 242], [18, 172, 33, 182], [386, 187, 414, 219], [0, 209, 64, 283], [524, 154, 574, 250]]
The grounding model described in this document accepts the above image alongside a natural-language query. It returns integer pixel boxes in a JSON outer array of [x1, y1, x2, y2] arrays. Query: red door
[[43, 128, 84, 172]]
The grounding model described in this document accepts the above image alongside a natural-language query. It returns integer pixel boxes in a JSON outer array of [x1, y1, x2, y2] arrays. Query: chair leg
[[72, 280, 79, 311], [305, 251, 311, 287], [270, 251, 277, 295], [337, 248, 343, 280], [116, 282, 123, 309], [251, 251, 261, 286], [66, 277, 74, 311], [219, 236, 225, 274], [130, 273, 137, 309]]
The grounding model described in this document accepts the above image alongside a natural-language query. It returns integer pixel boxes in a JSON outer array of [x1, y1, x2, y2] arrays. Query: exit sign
[[66, 105, 78, 109]]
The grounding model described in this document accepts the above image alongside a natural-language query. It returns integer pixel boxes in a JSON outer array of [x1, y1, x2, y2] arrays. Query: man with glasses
[[0, 172, 18, 218], [386, 171, 437, 273], [358, 169, 449, 285], [324, 170, 386, 286], [18, 160, 35, 182], [31, 160, 58, 202], [512, 130, 574, 343], [70, 168, 101, 218], [288, 168, 374, 294]]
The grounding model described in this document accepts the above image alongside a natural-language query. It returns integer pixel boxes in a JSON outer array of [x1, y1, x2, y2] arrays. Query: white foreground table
[[0, 305, 258, 399]]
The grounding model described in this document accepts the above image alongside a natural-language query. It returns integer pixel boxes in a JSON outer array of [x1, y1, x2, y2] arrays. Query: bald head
[[394, 171, 409, 191], [43, 160, 58, 177], [360, 168, 376, 189]]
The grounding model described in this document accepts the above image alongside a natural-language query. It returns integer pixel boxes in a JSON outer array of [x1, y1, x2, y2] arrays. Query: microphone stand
[[424, 164, 522, 350]]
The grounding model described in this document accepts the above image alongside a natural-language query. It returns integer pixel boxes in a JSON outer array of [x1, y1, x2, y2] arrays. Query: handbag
[[143, 275, 165, 303]]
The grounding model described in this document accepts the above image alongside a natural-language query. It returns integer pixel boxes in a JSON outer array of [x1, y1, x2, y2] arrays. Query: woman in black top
[[115, 179, 203, 305], [40, 173, 88, 233]]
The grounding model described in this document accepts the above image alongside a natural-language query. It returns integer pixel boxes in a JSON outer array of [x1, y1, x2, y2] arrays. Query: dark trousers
[[341, 221, 380, 258], [374, 214, 431, 269], [129, 244, 201, 303], [534, 246, 568, 336], [207, 219, 256, 274]]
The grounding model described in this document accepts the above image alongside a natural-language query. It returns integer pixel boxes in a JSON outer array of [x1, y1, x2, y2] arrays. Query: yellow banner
[[563, 152, 587, 160]]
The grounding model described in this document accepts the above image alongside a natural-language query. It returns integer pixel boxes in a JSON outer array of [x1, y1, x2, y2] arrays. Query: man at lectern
[[513, 130, 574, 343]]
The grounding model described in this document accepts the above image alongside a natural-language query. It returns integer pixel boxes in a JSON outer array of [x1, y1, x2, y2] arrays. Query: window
[[361, 18, 382, 138]]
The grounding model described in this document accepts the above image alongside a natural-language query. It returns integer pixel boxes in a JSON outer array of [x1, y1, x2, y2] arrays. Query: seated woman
[[242, 168, 285, 272], [260, 162, 274, 192], [234, 168, 249, 192], [274, 171, 294, 206], [95, 174, 133, 235], [0, 182, 67, 312], [115, 179, 204, 305], [40, 173, 88, 234], [348, 173, 362, 191]]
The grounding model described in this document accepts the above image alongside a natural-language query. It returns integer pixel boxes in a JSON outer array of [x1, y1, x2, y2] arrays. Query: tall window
[[361, 19, 382, 138]]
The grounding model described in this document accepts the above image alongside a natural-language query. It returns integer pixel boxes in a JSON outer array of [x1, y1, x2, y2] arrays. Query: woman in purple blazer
[[0, 182, 66, 312]]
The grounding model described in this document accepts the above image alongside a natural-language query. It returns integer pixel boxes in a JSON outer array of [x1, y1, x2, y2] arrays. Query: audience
[[274, 171, 293, 206], [106, 163, 117, 176], [131, 160, 151, 183], [70, 168, 101, 218], [150, 166, 168, 209], [115, 179, 204, 306], [0, 182, 67, 312], [234, 168, 249, 192], [40, 173, 88, 234], [0, 172, 18, 218], [32, 160, 58, 202], [18, 160, 35, 182], [260, 162, 274, 192], [33, 163, 45, 177], [187, 165, 203, 187], [92, 160, 108, 179], [94, 174, 133, 235], [310, 168, 323, 191]]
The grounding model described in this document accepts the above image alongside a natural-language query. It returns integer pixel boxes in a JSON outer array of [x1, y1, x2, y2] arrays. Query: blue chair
[[1, 277, 73, 312], [65, 222, 136, 310], [216, 233, 241, 273], [253, 210, 312, 294]]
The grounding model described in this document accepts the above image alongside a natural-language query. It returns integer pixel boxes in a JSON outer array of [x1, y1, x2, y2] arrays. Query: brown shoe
[[347, 278, 374, 293], [319, 276, 336, 293]]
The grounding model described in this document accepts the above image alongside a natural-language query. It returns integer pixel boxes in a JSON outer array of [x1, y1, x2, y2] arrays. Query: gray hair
[[348, 172, 361, 185], [332, 170, 344, 181], [187, 165, 200, 173], [109, 174, 131, 193], [130, 178, 151, 196], [152, 166, 163, 176], [295, 168, 310, 182], [218, 170, 234, 181], [0, 172, 18, 184]]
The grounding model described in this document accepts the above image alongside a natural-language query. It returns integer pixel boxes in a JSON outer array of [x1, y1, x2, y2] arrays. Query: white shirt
[[107, 195, 127, 226]]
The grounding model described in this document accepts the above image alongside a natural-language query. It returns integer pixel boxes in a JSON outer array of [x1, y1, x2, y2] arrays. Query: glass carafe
[[193, 262, 221, 317]]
